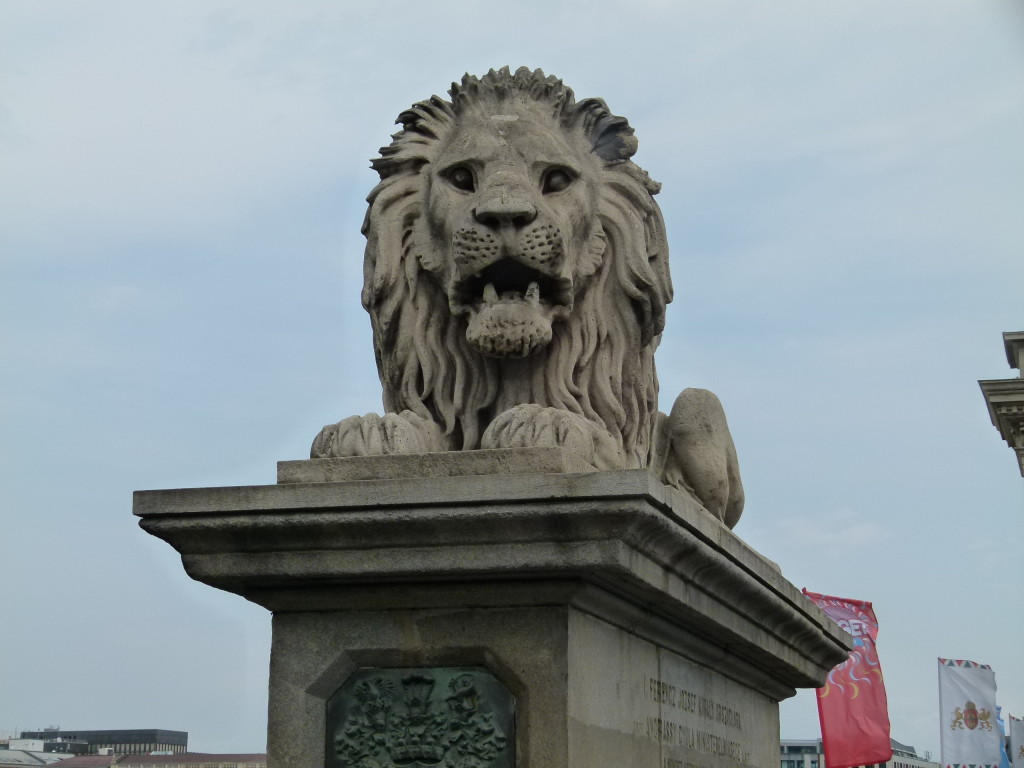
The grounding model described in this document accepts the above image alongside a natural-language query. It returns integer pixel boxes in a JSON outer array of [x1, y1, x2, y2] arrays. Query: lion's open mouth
[[452, 258, 572, 313]]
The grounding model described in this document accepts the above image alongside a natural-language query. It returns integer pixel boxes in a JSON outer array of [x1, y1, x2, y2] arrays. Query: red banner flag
[[803, 590, 892, 768]]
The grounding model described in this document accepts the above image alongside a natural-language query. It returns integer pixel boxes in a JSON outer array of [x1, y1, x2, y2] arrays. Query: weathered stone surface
[[135, 450, 849, 768], [267, 607, 570, 768], [134, 452, 847, 686], [568, 611, 780, 768], [278, 446, 595, 484], [309, 67, 744, 527], [267, 604, 792, 768]]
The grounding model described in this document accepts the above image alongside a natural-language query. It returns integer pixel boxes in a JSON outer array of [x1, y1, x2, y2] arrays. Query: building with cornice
[[979, 331, 1024, 477]]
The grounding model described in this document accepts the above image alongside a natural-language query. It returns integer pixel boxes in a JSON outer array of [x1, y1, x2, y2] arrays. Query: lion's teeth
[[483, 283, 498, 303], [526, 281, 540, 305]]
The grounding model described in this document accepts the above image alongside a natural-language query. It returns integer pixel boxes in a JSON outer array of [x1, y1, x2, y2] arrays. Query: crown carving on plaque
[[388, 675, 449, 764]]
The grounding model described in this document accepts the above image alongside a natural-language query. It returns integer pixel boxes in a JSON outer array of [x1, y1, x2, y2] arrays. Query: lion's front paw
[[480, 404, 623, 469], [310, 410, 444, 458]]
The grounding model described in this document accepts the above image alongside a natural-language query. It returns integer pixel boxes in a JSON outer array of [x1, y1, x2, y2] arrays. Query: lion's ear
[[577, 98, 639, 161]]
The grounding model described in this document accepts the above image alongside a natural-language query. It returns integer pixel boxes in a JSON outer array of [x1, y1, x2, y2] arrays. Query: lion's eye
[[447, 166, 475, 192], [542, 168, 574, 194]]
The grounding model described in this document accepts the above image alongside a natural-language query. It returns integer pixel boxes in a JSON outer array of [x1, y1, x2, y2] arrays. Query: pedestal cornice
[[134, 454, 849, 700]]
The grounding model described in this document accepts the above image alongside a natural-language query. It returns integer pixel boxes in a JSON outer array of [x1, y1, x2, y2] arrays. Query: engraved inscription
[[640, 676, 751, 765], [326, 667, 514, 768], [566, 613, 775, 768], [647, 678, 743, 730]]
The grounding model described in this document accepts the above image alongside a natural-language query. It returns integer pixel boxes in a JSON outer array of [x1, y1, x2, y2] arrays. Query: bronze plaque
[[326, 666, 515, 768]]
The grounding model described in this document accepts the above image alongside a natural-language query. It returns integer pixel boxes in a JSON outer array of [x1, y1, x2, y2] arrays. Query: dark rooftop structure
[[18, 733, 186, 757]]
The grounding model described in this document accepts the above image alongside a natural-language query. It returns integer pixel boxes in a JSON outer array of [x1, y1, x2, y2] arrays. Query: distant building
[[779, 738, 938, 768], [780, 738, 824, 768], [17, 733, 186, 757], [7, 740, 87, 756], [885, 738, 938, 768], [48, 755, 265, 768], [118, 754, 265, 768], [979, 330, 1024, 477], [0, 752, 72, 768], [38, 758, 116, 768]]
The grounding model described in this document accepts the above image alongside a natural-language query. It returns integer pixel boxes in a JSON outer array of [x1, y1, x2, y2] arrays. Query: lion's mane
[[361, 67, 673, 468]]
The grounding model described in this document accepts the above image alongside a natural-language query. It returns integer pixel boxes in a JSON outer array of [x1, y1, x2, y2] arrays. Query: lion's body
[[313, 67, 743, 528]]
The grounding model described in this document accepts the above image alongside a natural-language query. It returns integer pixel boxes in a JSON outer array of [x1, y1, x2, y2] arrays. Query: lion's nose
[[473, 196, 538, 229]]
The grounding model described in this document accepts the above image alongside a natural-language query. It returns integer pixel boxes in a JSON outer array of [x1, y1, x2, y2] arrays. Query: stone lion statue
[[312, 67, 744, 528]]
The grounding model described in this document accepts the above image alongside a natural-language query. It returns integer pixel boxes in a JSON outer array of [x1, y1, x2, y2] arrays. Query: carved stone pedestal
[[134, 448, 848, 768]]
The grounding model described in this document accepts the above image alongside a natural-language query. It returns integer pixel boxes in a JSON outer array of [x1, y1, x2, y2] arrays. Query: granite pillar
[[134, 448, 849, 768]]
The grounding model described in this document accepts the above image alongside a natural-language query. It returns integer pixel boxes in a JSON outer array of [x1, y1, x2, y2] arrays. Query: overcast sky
[[2, 0, 1022, 758]]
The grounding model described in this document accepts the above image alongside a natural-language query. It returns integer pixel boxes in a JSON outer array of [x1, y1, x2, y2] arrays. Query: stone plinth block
[[134, 450, 849, 768]]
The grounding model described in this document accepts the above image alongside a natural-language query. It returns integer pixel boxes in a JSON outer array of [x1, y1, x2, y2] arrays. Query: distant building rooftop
[[0, 753, 72, 768], [48, 756, 265, 768], [18, 733, 186, 758], [780, 736, 936, 768], [119, 756, 265, 768], [42, 758, 119, 768]]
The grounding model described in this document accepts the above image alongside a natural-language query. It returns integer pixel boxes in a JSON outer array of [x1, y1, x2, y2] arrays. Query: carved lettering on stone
[[312, 66, 744, 528]]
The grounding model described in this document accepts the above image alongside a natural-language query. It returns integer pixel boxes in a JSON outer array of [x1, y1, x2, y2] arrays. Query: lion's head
[[361, 67, 672, 466]]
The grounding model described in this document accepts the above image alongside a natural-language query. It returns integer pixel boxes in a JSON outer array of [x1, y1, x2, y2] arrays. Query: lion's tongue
[[483, 281, 540, 306]]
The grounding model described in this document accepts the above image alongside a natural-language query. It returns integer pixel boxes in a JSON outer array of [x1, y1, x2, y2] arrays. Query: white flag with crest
[[1009, 714, 1024, 767], [939, 658, 1001, 768]]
